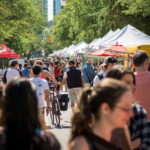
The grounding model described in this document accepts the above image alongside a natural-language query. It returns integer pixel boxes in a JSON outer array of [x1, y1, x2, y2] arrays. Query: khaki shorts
[[68, 88, 82, 104]]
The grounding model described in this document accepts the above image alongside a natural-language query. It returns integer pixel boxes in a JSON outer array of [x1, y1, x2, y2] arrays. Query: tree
[[52, 0, 150, 50], [0, 0, 47, 56]]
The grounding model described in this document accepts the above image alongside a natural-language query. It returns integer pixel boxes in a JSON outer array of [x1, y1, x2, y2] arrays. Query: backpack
[[91, 72, 104, 86], [3, 70, 7, 84], [15, 68, 23, 77], [97, 72, 104, 80]]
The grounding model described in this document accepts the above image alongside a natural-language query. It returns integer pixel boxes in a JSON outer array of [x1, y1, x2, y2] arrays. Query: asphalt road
[[46, 105, 72, 150]]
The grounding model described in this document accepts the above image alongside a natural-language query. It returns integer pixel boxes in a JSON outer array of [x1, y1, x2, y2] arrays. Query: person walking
[[82, 59, 95, 87], [32, 60, 58, 84], [60, 60, 85, 111], [0, 78, 60, 150], [29, 64, 50, 129], [6, 60, 21, 83], [132, 50, 150, 120], [21, 63, 30, 78], [93, 56, 118, 86], [54, 61, 60, 82]]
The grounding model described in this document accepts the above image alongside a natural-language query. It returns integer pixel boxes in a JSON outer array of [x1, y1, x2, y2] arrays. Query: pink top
[[134, 71, 150, 120]]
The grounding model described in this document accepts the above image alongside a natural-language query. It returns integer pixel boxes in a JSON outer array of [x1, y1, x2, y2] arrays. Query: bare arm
[[44, 89, 50, 115], [60, 78, 67, 91], [44, 89, 50, 107], [67, 136, 89, 150], [81, 75, 85, 88], [42, 70, 58, 84]]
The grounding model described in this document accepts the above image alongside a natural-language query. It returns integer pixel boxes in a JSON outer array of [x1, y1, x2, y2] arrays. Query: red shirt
[[54, 65, 59, 78]]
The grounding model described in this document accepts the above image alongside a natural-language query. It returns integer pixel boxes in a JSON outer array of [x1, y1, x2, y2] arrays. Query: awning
[[126, 44, 150, 56], [0, 44, 20, 58]]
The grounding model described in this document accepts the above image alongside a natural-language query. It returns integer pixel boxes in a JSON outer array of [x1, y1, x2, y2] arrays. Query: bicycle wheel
[[53, 100, 61, 127]]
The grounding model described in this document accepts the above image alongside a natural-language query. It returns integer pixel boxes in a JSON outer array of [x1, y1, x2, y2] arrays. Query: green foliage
[[52, 0, 150, 50], [117, 0, 150, 17], [0, 0, 47, 56]]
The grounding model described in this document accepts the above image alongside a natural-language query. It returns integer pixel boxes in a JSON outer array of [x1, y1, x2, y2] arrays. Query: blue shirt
[[82, 64, 95, 83], [21, 68, 30, 78]]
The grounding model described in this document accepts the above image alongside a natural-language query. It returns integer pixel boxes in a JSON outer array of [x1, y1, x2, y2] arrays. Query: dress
[[0, 127, 60, 150]]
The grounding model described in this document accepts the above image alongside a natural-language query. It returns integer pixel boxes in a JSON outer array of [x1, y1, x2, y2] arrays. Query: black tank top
[[82, 132, 122, 150]]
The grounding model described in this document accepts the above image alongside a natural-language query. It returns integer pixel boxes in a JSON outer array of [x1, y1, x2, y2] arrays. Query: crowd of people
[[0, 50, 149, 150]]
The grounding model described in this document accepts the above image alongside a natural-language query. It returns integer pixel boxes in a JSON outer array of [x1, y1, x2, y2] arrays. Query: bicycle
[[49, 82, 61, 127]]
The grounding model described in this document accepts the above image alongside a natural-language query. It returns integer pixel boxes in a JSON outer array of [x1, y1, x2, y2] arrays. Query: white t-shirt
[[29, 77, 49, 108], [93, 70, 106, 86], [63, 69, 83, 79], [6, 68, 20, 83]]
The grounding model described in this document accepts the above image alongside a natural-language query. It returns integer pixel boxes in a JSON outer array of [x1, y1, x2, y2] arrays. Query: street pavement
[[46, 104, 72, 150]]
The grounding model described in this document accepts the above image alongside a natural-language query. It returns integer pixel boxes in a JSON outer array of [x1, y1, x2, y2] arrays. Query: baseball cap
[[101, 56, 117, 66]]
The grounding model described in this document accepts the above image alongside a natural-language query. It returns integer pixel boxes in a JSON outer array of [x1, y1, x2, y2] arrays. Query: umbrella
[[89, 44, 126, 57], [89, 48, 117, 57], [0, 44, 20, 58]]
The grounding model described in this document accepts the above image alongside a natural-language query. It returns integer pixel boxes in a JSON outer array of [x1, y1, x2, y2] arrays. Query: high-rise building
[[48, 0, 62, 21], [34, 0, 65, 22], [53, 0, 61, 16], [41, 0, 48, 20], [34, 0, 49, 21], [61, 0, 66, 9]]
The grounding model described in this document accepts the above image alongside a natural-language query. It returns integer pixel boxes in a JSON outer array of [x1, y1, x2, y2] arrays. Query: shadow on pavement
[[51, 124, 71, 129]]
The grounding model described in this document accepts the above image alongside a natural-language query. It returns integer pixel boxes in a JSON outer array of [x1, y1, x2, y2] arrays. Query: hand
[[131, 138, 141, 149], [46, 107, 51, 116]]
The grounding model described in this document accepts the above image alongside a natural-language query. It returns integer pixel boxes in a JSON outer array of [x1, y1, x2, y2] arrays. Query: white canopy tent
[[88, 38, 99, 48], [89, 30, 114, 50], [64, 44, 75, 57], [69, 41, 88, 55], [92, 29, 121, 50], [100, 24, 150, 48], [89, 38, 102, 50]]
